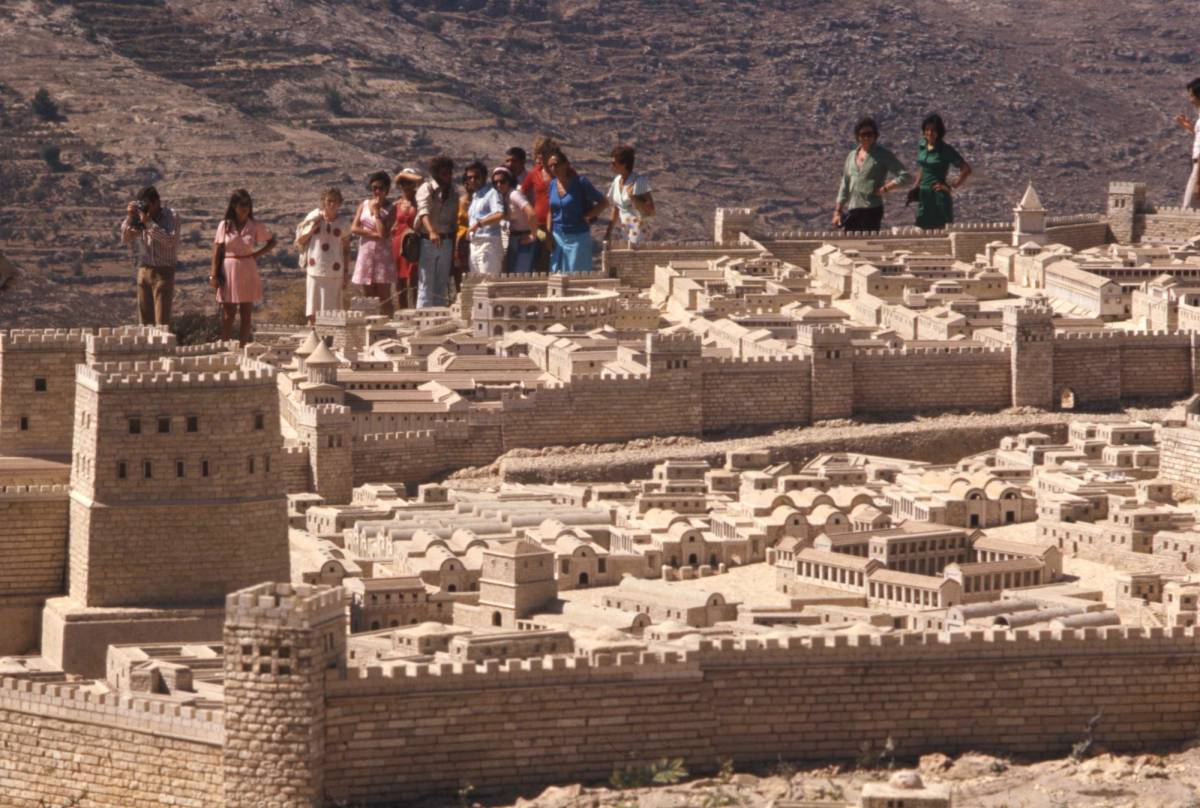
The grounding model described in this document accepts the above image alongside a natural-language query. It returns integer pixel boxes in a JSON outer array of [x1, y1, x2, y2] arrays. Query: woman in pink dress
[[351, 171, 396, 317], [390, 167, 422, 309], [210, 188, 276, 345]]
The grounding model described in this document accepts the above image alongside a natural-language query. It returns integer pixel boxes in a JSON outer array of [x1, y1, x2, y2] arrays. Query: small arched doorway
[[1059, 386, 1075, 411], [578, 572, 589, 586], [687, 553, 698, 566], [491, 611, 502, 627]]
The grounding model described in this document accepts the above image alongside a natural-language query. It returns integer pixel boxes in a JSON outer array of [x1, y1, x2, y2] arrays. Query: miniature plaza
[[8, 182, 1200, 806]]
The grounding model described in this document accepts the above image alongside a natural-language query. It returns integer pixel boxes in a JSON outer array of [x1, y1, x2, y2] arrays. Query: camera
[[136, 199, 150, 214]]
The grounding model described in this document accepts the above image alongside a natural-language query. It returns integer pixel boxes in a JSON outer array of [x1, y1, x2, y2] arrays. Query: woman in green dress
[[913, 113, 972, 230]]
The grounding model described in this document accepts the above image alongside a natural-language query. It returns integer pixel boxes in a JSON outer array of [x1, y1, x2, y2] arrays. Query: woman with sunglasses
[[351, 171, 396, 316], [832, 116, 910, 233], [492, 166, 537, 274], [546, 148, 608, 274], [211, 188, 276, 345]]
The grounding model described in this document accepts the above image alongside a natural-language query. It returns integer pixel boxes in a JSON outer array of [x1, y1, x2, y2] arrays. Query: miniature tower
[[1003, 297, 1056, 410], [795, 324, 855, 422], [477, 540, 556, 629], [1107, 181, 1146, 245], [222, 582, 346, 808], [294, 402, 353, 504], [1012, 183, 1047, 247], [0, 329, 87, 456], [643, 331, 702, 376], [304, 340, 340, 386], [42, 354, 290, 674], [714, 208, 756, 245]]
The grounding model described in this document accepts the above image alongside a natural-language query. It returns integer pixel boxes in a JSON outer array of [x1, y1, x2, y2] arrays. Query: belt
[[420, 233, 453, 240]]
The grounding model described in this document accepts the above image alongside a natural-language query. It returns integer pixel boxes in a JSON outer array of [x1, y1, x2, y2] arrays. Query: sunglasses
[[370, 184, 387, 192], [493, 176, 510, 185], [857, 131, 878, 138]]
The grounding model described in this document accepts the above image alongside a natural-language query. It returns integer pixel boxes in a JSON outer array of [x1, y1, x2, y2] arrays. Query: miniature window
[[186, 416, 199, 433], [128, 417, 142, 434], [254, 413, 265, 431], [248, 457, 255, 474], [19, 416, 28, 431], [117, 461, 127, 480], [176, 461, 185, 478], [264, 454, 271, 473], [143, 461, 152, 479], [158, 417, 170, 434], [201, 459, 210, 478], [33, 377, 46, 392]]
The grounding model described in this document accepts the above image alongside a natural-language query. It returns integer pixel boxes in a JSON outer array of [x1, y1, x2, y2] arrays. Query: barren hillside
[[0, 0, 1196, 327]]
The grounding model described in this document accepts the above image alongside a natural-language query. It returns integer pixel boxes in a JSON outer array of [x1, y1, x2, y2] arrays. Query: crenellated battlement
[[0, 675, 224, 745], [84, 328, 176, 354], [327, 625, 1200, 696], [0, 484, 69, 499], [75, 355, 276, 390], [225, 582, 344, 629], [855, 344, 1010, 357], [0, 329, 90, 351]]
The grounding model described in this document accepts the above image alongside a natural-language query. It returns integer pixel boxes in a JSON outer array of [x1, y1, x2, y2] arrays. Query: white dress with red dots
[[299, 211, 350, 317]]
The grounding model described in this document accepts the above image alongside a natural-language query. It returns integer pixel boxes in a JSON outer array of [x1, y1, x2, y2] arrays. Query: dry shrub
[[262, 281, 308, 325]]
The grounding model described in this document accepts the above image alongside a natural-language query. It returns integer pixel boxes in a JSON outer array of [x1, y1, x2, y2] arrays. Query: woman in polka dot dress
[[295, 187, 351, 325], [351, 171, 396, 317]]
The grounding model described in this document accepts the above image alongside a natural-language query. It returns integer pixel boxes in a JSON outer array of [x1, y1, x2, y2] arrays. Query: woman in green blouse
[[913, 113, 972, 230]]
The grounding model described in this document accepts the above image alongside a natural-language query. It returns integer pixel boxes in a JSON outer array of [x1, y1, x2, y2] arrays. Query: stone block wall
[[0, 330, 86, 456], [699, 357, 810, 432], [851, 347, 1011, 415], [1044, 221, 1111, 251], [0, 677, 223, 808], [606, 244, 761, 288], [0, 485, 69, 653], [1159, 424, 1200, 490], [1137, 208, 1200, 242], [321, 628, 1200, 803]]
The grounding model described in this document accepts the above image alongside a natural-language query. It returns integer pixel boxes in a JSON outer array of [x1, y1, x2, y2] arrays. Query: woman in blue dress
[[545, 148, 608, 273], [913, 113, 972, 230]]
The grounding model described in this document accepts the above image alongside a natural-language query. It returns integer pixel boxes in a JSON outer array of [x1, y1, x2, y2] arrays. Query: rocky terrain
[[1, 0, 1198, 327], [484, 749, 1200, 807]]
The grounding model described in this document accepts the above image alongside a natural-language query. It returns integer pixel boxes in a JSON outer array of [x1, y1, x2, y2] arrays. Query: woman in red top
[[519, 135, 557, 274], [391, 167, 423, 309]]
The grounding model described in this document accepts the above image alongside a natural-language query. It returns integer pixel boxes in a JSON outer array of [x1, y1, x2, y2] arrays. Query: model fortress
[[6, 181, 1200, 805]]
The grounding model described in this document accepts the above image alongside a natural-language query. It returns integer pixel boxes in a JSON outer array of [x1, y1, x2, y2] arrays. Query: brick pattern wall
[[0, 487, 68, 596], [699, 360, 810, 432], [852, 350, 1011, 414], [321, 628, 1200, 802], [1159, 425, 1200, 490], [0, 338, 84, 456], [0, 676, 223, 808]]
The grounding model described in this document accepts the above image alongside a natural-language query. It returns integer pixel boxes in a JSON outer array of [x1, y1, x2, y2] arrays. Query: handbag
[[400, 229, 421, 263], [211, 240, 226, 287]]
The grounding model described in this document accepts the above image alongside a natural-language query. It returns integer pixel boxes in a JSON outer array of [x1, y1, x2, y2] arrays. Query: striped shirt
[[120, 206, 181, 269]]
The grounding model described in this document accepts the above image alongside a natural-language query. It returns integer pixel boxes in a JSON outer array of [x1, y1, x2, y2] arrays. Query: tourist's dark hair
[[137, 186, 160, 204], [321, 187, 343, 203], [611, 145, 636, 172], [428, 155, 454, 176], [505, 146, 527, 163], [366, 171, 391, 192], [921, 113, 947, 140], [223, 189, 253, 226], [854, 117, 879, 137], [1188, 78, 1200, 99], [546, 147, 569, 167], [463, 160, 488, 184]]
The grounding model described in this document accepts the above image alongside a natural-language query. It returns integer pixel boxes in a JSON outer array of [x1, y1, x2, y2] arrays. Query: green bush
[[39, 144, 65, 171], [324, 85, 347, 117], [32, 88, 59, 120], [173, 310, 222, 346]]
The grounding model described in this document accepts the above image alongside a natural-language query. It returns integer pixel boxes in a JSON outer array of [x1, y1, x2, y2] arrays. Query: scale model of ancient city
[[13, 183, 1200, 807]]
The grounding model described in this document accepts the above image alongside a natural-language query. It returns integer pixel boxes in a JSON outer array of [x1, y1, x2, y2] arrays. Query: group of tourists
[[120, 138, 656, 342]]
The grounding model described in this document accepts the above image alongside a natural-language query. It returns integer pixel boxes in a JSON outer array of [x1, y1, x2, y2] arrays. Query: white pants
[[470, 236, 503, 276], [306, 274, 344, 317], [1185, 162, 1199, 208]]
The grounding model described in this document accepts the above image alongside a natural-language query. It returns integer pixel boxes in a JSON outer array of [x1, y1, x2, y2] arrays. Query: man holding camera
[[120, 186, 180, 327]]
